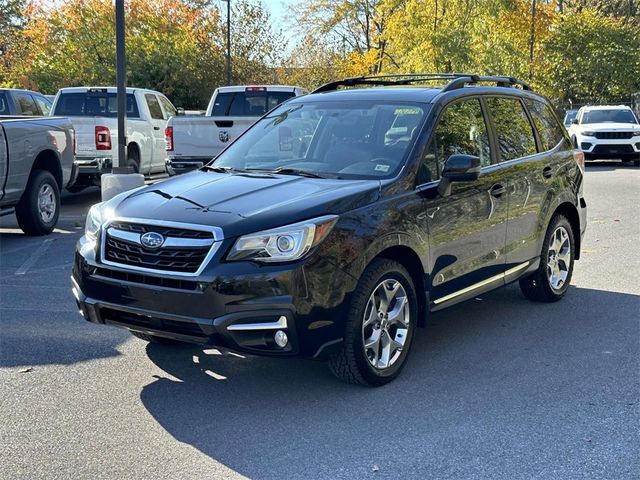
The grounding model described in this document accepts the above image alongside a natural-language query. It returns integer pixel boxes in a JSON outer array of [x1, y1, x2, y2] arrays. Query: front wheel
[[519, 214, 575, 302], [328, 259, 418, 386]]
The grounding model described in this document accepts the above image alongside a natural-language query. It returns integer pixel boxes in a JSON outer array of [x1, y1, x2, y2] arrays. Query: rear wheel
[[15, 170, 60, 236], [130, 331, 182, 345], [519, 215, 575, 302], [127, 146, 140, 173], [328, 259, 417, 386]]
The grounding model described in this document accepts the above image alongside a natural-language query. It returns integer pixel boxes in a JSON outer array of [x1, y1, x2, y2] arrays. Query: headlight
[[227, 215, 338, 263], [582, 131, 596, 136], [84, 203, 110, 240], [633, 130, 640, 136]]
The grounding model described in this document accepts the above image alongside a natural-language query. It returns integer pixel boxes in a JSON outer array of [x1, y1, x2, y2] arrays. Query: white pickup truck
[[165, 85, 306, 175], [51, 87, 178, 190]]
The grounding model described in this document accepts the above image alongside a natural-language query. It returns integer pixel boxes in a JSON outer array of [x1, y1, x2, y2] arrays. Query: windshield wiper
[[203, 165, 250, 174], [248, 167, 326, 179]]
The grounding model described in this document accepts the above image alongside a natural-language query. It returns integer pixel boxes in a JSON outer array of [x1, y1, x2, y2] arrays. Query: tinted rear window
[[53, 92, 140, 118], [211, 91, 295, 117]]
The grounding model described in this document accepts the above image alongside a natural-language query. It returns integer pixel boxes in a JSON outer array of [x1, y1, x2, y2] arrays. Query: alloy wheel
[[362, 279, 411, 369], [547, 226, 571, 291], [37, 184, 56, 223]]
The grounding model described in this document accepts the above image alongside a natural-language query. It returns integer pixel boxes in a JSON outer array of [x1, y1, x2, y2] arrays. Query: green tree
[[539, 9, 640, 102]]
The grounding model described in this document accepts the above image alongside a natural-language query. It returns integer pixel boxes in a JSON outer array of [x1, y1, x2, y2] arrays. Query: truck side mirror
[[176, 107, 185, 116]]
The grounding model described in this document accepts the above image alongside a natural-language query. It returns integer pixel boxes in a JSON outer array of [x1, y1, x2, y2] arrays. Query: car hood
[[112, 170, 380, 238], [578, 122, 640, 131]]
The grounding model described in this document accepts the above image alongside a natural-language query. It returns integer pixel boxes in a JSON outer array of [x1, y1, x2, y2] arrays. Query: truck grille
[[594, 132, 634, 139], [101, 220, 220, 275]]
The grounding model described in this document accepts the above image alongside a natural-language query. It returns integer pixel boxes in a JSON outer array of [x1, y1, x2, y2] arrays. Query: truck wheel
[[130, 331, 182, 345], [127, 147, 140, 173], [328, 259, 417, 386], [519, 214, 575, 302], [15, 170, 60, 236]]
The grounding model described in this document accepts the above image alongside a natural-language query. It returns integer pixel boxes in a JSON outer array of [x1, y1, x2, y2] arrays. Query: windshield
[[53, 92, 140, 118], [581, 109, 637, 124], [211, 101, 428, 179], [0, 92, 9, 114]]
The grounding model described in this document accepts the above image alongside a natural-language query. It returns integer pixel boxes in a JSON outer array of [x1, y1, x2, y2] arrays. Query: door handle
[[489, 184, 506, 198], [153, 126, 160, 130], [542, 166, 553, 178]]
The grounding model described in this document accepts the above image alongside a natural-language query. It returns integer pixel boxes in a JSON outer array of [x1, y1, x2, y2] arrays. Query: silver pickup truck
[[0, 116, 75, 235]]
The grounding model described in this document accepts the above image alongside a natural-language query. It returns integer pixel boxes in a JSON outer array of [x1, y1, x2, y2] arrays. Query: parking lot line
[[14, 238, 55, 275]]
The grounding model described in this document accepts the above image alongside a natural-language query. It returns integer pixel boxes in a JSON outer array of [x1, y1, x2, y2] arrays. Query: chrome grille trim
[[100, 217, 223, 277]]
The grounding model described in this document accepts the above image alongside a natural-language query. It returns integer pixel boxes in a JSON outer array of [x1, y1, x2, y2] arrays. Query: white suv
[[568, 105, 640, 165]]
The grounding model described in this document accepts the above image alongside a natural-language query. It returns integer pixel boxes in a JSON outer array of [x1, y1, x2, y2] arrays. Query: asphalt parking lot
[[1, 163, 639, 480]]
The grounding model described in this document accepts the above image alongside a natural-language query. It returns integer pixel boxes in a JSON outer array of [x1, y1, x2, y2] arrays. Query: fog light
[[274, 330, 288, 348]]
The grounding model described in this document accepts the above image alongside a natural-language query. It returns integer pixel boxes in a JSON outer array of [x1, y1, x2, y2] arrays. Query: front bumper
[[577, 137, 640, 160], [72, 236, 355, 359]]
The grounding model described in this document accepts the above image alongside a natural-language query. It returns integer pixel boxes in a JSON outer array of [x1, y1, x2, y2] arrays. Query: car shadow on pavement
[[585, 160, 639, 171], [139, 284, 639, 479]]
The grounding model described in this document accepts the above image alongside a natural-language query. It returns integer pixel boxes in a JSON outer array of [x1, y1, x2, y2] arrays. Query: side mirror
[[571, 118, 578, 125], [438, 154, 481, 197], [176, 107, 185, 116]]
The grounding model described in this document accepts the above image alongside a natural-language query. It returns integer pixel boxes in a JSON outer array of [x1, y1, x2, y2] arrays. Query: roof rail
[[312, 73, 530, 94]]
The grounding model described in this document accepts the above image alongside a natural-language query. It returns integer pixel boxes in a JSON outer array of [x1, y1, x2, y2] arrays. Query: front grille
[[594, 131, 633, 139], [95, 268, 199, 291], [592, 144, 634, 154], [102, 221, 217, 274]]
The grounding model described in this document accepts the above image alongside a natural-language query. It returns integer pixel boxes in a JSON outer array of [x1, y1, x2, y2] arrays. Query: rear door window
[[0, 92, 9, 114], [486, 97, 537, 161], [422, 98, 491, 183], [145, 94, 164, 120], [214, 91, 296, 117], [15, 93, 38, 115], [53, 92, 140, 118], [525, 99, 568, 151], [158, 95, 177, 119], [33, 95, 52, 116]]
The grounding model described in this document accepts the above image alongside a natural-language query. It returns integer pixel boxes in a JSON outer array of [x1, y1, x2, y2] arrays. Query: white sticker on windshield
[[375, 164, 390, 172]]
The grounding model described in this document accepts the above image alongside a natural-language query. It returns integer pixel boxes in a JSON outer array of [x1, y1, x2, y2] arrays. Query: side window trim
[[478, 96, 500, 165]]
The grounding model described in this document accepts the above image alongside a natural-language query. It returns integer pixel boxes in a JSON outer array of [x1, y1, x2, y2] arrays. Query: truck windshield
[[212, 101, 428, 179], [53, 92, 140, 118], [211, 91, 296, 117], [581, 109, 638, 124]]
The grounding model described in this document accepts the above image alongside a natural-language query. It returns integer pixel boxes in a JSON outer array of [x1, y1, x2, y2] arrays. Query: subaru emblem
[[140, 232, 164, 249], [219, 130, 229, 143]]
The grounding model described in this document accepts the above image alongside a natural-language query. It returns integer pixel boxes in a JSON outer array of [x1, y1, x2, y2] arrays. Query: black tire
[[519, 214, 575, 302], [328, 259, 418, 386], [127, 147, 140, 173], [15, 170, 60, 236], [130, 331, 182, 345]]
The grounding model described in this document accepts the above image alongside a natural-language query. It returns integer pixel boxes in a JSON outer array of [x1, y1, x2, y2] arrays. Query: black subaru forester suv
[[72, 74, 587, 386]]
